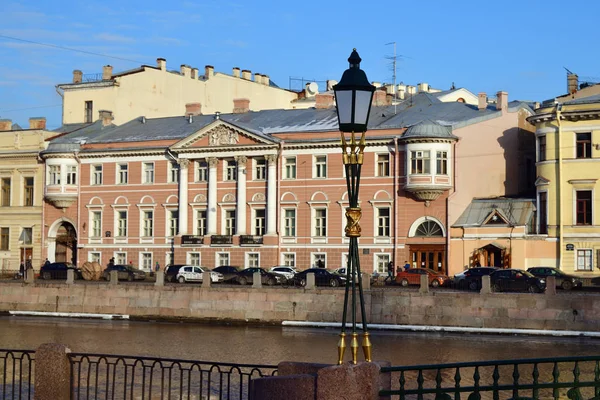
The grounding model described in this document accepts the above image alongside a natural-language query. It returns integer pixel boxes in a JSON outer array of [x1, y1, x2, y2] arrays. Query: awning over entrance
[[481, 241, 506, 251]]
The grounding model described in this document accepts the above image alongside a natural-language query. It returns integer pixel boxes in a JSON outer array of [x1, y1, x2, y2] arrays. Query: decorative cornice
[[404, 188, 445, 202], [45, 194, 77, 209]]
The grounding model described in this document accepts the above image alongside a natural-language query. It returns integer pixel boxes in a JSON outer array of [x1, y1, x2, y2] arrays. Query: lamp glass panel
[[354, 90, 372, 125], [335, 90, 353, 124]]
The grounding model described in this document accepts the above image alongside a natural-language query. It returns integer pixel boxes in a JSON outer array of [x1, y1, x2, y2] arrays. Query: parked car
[[334, 266, 375, 284], [269, 266, 297, 280], [527, 267, 582, 291], [489, 269, 546, 293], [290, 268, 347, 287], [164, 264, 186, 283], [39, 262, 82, 280], [236, 267, 282, 286], [212, 266, 241, 283], [102, 264, 146, 281], [395, 268, 449, 287], [454, 267, 499, 290], [176, 266, 224, 283]]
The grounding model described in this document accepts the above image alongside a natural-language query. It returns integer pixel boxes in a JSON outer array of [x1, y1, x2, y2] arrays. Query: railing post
[[306, 273, 316, 289], [480, 275, 491, 294], [546, 276, 556, 295], [202, 271, 212, 288], [419, 274, 429, 294], [66, 269, 75, 285], [110, 270, 118, 285], [361, 273, 371, 290], [253, 272, 262, 288], [155, 270, 164, 287], [34, 343, 71, 400], [25, 268, 35, 284]]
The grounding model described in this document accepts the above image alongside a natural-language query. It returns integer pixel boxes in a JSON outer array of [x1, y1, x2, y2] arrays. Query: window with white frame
[[168, 210, 179, 237], [143, 162, 155, 183], [375, 254, 390, 274], [188, 252, 200, 266], [225, 210, 236, 235], [142, 210, 153, 237], [315, 155, 327, 178], [284, 209, 296, 237], [342, 253, 349, 269], [436, 151, 448, 175], [196, 161, 208, 182], [377, 207, 390, 237], [285, 157, 296, 179], [169, 162, 179, 183], [117, 211, 127, 237], [283, 253, 295, 267], [217, 252, 230, 266], [196, 210, 207, 236], [247, 253, 259, 268], [313, 253, 326, 268], [577, 249, 593, 271], [377, 154, 390, 177], [225, 160, 237, 181], [66, 166, 77, 185], [117, 164, 128, 184], [91, 211, 102, 237], [314, 209, 327, 237], [410, 150, 430, 174], [141, 252, 152, 270], [49, 165, 61, 185], [166, 252, 174, 266], [254, 209, 265, 236], [115, 252, 127, 265], [21, 227, 33, 245], [89, 252, 101, 263], [255, 158, 266, 180], [92, 165, 103, 185]]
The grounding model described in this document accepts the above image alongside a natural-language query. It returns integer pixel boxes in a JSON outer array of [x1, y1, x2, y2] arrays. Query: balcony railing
[[181, 235, 204, 246], [239, 235, 263, 246], [211, 235, 233, 245]]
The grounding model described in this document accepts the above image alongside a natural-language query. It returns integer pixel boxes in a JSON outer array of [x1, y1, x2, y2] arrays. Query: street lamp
[[333, 49, 375, 365]]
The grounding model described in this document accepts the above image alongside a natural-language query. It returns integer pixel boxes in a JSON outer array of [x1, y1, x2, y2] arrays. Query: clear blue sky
[[1, 0, 599, 129]]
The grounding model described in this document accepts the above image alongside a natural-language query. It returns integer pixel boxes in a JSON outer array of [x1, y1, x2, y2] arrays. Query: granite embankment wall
[[1, 282, 599, 331]]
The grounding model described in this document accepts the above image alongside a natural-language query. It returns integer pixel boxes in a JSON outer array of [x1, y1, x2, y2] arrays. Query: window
[[84, 101, 93, 123], [196, 210, 207, 236], [283, 253, 295, 267], [226, 160, 237, 181], [254, 209, 265, 236], [315, 209, 327, 237], [377, 154, 390, 177], [189, 253, 200, 266], [377, 208, 390, 237], [415, 221, 443, 237], [92, 165, 103, 185], [576, 190, 592, 225], [576, 133, 591, 159], [196, 161, 208, 182], [169, 210, 179, 237], [66, 166, 77, 185], [538, 136, 546, 162], [285, 157, 296, 179], [247, 253, 259, 268], [24, 177, 34, 206], [117, 211, 127, 237], [0, 227, 8, 250], [117, 164, 128, 184], [313, 253, 326, 268], [143, 163, 154, 184], [225, 210, 236, 236], [115, 252, 127, 265], [538, 192, 548, 234], [255, 158, 266, 180], [284, 209, 296, 237], [49, 165, 61, 185], [141, 253, 152, 271], [91, 212, 101, 237], [1, 178, 10, 207], [315, 156, 327, 178], [143, 210, 153, 236], [436, 151, 448, 175], [411, 150, 430, 174], [169, 162, 179, 183], [375, 254, 390, 274], [577, 249, 593, 271], [21, 227, 32, 245], [217, 253, 230, 266], [89, 252, 100, 263]]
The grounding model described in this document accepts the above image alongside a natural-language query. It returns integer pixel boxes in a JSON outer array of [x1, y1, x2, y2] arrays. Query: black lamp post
[[333, 49, 375, 364]]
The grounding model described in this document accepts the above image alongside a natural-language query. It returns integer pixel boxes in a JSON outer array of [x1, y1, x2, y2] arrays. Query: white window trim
[[537, 190, 548, 234], [253, 208, 266, 236], [376, 153, 390, 177], [245, 252, 260, 268], [168, 162, 180, 184], [313, 154, 328, 179], [138, 205, 156, 243], [435, 150, 449, 176], [195, 160, 208, 182], [575, 248, 593, 271], [192, 207, 208, 237], [113, 208, 129, 243], [163, 205, 179, 239], [373, 205, 391, 244], [311, 206, 328, 244], [311, 252, 327, 268], [114, 251, 127, 265], [373, 253, 391, 274], [223, 159, 237, 182], [187, 252, 201, 266], [91, 164, 103, 186], [281, 252, 296, 267], [221, 208, 236, 236], [143, 162, 155, 184], [283, 156, 297, 180], [253, 158, 266, 181], [116, 163, 129, 185], [87, 208, 104, 243], [216, 252, 230, 266], [341, 253, 349, 269], [281, 207, 297, 243], [88, 251, 101, 263], [139, 251, 153, 271]]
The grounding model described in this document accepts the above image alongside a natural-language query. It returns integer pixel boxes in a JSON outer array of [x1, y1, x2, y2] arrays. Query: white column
[[266, 154, 277, 235], [235, 156, 247, 235], [207, 157, 218, 235], [178, 159, 189, 235]]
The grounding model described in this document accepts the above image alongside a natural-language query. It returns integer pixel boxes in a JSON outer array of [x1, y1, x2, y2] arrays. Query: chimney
[[386, 93, 393, 105], [157, 58, 166, 71], [180, 65, 191, 78], [371, 81, 381, 88], [326, 80, 337, 91], [384, 84, 395, 95], [0, 119, 12, 131], [254, 72, 261, 83], [407, 85, 416, 95], [233, 98, 250, 113], [418, 82, 429, 93], [191, 68, 198, 79], [315, 93, 334, 109], [205, 65, 214, 79], [567, 73, 579, 95], [98, 110, 114, 127], [372, 90, 387, 106], [264, 75, 270, 86], [232, 67, 240, 78], [102, 65, 113, 80], [397, 84, 406, 100], [496, 91, 508, 113], [73, 70, 82, 83], [29, 117, 46, 130], [478, 92, 487, 111], [185, 102, 202, 116], [241, 69, 251, 80]]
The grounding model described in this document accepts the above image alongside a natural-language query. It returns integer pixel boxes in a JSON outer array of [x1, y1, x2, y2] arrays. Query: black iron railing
[[239, 235, 263, 245], [69, 353, 277, 400], [380, 355, 600, 399], [0, 349, 35, 399], [211, 235, 233, 245]]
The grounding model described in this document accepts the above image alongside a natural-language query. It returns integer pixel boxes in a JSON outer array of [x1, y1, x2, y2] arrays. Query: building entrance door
[[20, 248, 32, 265], [409, 245, 446, 273]]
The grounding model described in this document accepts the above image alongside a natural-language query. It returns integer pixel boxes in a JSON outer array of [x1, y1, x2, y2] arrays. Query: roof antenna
[[385, 41, 397, 115]]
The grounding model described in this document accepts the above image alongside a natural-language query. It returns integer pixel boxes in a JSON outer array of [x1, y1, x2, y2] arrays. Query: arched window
[[415, 220, 443, 237]]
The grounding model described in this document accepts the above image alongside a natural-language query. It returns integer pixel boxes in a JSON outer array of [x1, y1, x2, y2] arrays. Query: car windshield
[[426, 269, 440, 275], [521, 271, 535, 278], [197, 267, 207, 272]]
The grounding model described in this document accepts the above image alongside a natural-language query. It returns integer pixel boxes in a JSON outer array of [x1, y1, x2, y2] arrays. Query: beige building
[[57, 59, 300, 126], [0, 118, 57, 271]]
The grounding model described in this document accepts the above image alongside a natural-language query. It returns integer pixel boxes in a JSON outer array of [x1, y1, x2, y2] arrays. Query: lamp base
[[350, 333, 359, 365], [362, 332, 372, 362], [337, 333, 346, 365]]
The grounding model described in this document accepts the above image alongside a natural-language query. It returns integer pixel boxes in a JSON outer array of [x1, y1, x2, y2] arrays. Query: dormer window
[[410, 150, 430, 174]]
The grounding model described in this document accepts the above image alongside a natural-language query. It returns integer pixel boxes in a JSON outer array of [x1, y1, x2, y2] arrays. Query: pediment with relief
[[483, 209, 510, 225], [171, 120, 276, 150]]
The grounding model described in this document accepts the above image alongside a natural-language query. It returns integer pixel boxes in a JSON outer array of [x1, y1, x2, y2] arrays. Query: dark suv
[[527, 267, 582, 291], [212, 266, 241, 283], [454, 267, 499, 290], [164, 264, 186, 283], [490, 269, 546, 293], [39, 262, 82, 280]]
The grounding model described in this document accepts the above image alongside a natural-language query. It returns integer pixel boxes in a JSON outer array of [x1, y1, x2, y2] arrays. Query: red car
[[395, 268, 449, 287]]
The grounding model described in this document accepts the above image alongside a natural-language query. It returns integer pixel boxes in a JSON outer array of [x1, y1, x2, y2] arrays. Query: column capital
[[179, 159, 190, 169], [207, 157, 218, 167], [235, 155, 248, 164], [265, 154, 277, 164]]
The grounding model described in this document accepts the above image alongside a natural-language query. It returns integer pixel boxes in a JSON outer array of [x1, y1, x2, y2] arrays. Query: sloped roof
[[564, 94, 600, 105], [401, 120, 457, 140], [453, 198, 536, 227]]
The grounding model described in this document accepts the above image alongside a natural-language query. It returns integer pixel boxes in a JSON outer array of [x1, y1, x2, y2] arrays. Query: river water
[[1, 316, 599, 366]]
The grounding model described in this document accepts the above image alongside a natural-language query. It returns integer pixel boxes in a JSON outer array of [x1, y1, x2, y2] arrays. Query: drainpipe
[[446, 140, 458, 274], [276, 141, 284, 263], [75, 152, 81, 266], [393, 137, 399, 266], [40, 155, 46, 265], [556, 104, 564, 269]]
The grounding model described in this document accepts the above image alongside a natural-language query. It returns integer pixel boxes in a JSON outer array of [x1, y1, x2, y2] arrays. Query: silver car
[[176, 266, 224, 283], [268, 266, 297, 280]]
